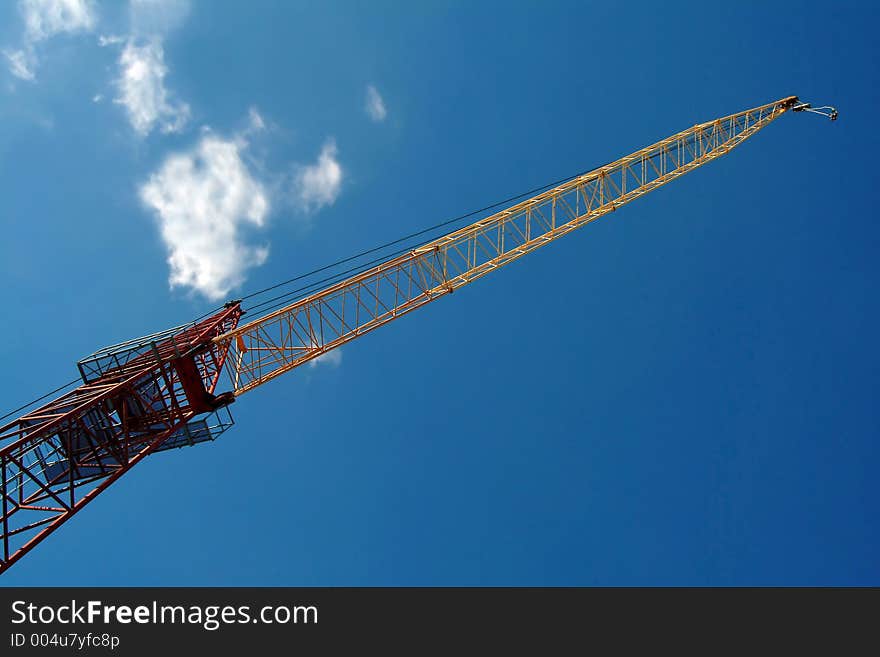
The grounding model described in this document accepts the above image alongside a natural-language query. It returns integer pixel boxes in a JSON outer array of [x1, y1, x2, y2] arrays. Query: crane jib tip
[[792, 101, 839, 121]]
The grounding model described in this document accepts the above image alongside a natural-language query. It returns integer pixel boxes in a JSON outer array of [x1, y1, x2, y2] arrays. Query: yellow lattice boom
[[215, 96, 802, 395]]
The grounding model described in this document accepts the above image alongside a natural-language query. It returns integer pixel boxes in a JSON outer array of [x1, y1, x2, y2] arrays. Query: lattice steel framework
[[0, 305, 242, 573], [1, 94, 834, 574], [215, 96, 801, 394]]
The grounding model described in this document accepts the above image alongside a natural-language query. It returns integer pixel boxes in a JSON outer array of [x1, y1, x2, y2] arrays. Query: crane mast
[[0, 95, 833, 574]]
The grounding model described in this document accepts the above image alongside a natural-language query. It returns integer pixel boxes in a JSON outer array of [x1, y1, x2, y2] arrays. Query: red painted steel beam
[[0, 304, 242, 574]]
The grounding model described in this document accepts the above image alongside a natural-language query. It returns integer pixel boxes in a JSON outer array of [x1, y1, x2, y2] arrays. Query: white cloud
[[21, 0, 96, 42], [139, 134, 270, 300], [365, 84, 387, 122], [97, 34, 124, 47], [98, 2, 192, 137], [4, 49, 35, 80], [309, 349, 342, 368], [294, 139, 343, 212], [247, 106, 266, 132], [114, 38, 190, 136], [4, 0, 96, 79]]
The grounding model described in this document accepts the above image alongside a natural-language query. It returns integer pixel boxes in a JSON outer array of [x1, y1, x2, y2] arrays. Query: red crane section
[[0, 304, 242, 573]]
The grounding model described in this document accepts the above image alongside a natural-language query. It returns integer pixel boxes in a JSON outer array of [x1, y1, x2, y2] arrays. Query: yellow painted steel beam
[[215, 96, 800, 395]]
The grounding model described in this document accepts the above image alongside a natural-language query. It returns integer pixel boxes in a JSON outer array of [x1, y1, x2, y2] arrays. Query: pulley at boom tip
[[791, 98, 839, 121]]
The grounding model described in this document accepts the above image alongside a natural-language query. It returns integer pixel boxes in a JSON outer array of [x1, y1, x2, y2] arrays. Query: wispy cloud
[[4, 49, 35, 80], [309, 349, 342, 369], [4, 0, 97, 80], [294, 139, 343, 212], [20, 0, 95, 42], [365, 84, 387, 122], [113, 38, 190, 136], [139, 133, 270, 300], [247, 106, 266, 132], [97, 34, 124, 47], [94, 1, 192, 136]]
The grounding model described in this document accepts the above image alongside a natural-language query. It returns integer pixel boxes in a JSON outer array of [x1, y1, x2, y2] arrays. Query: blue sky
[[0, 0, 877, 585]]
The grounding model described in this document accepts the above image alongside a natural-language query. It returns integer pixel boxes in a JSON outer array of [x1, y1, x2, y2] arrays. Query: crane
[[0, 95, 836, 574]]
